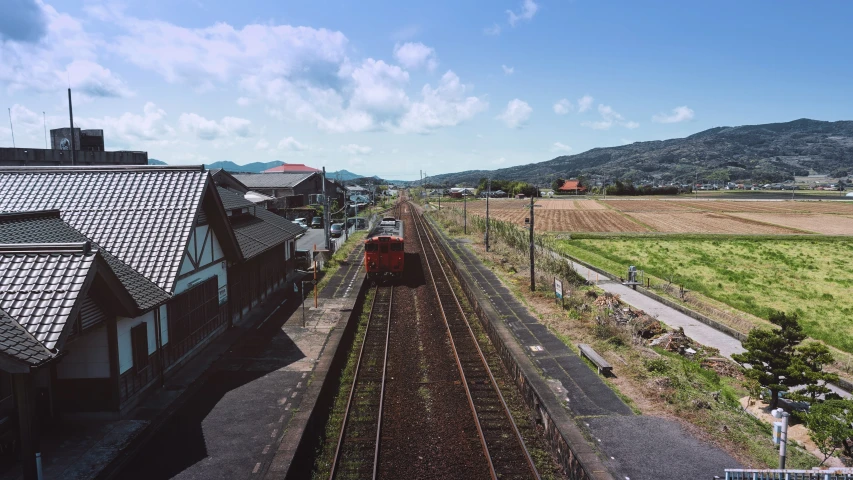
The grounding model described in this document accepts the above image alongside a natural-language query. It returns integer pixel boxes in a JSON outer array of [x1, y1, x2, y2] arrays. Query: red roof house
[[558, 180, 586, 194], [263, 163, 320, 173]]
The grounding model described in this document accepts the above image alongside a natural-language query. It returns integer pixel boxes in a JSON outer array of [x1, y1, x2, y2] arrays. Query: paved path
[[572, 261, 746, 358]]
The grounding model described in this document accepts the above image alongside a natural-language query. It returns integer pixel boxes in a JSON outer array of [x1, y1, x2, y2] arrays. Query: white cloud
[[393, 42, 438, 71], [551, 142, 572, 153], [0, 3, 131, 99], [83, 102, 177, 148], [236, 97, 251, 106], [652, 105, 695, 124], [340, 143, 372, 155], [493, 157, 507, 165], [101, 10, 348, 88], [502, 65, 514, 75], [397, 71, 488, 134], [349, 58, 410, 116], [507, 0, 539, 27], [178, 113, 252, 140], [553, 98, 572, 115], [255, 138, 269, 150], [581, 104, 638, 130], [483, 24, 502, 36], [277, 136, 307, 151], [577, 94, 594, 113], [497, 99, 532, 129]]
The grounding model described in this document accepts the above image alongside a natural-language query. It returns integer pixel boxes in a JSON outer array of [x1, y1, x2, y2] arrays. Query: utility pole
[[68, 88, 76, 166], [485, 178, 491, 252], [529, 195, 535, 291], [463, 194, 467, 234], [7, 108, 15, 148], [322, 167, 330, 250]]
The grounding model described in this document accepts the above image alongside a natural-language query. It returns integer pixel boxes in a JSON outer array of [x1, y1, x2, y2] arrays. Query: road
[[296, 227, 346, 252]]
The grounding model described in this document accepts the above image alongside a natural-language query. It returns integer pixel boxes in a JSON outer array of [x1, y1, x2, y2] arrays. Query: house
[[557, 180, 586, 195], [449, 187, 477, 198], [0, 165, 254, 478], [232, 172, 345, 209], [262, 163, 320, 173], [212, 184, 303, 319]]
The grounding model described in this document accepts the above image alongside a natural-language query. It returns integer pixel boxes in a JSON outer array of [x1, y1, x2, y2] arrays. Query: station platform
[[428, 220, 740, 480]]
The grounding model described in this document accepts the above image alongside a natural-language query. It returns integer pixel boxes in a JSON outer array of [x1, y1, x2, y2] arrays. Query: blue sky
[[1, 0, 851, 180]]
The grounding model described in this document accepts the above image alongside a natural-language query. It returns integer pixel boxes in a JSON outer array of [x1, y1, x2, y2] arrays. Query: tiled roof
[[0, 211, 169, 311], [0, 243, 96, 350], [0, 166, 208, 294], [216, 186, 255, 211], [225, 195, 301, 259], [0, 307, 54, 367], [232, 172, 315, 189]]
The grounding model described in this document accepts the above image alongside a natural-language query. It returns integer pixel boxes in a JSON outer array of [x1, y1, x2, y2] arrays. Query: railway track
[[409, 202, 540, 480], [329, 284, 393, 480]]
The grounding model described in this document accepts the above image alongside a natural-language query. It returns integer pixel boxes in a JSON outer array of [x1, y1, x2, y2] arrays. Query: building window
[[131, 323, 149, 374]]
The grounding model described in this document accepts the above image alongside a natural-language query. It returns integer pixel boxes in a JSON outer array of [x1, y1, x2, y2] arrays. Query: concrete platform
[[428, 217, 740, 480]]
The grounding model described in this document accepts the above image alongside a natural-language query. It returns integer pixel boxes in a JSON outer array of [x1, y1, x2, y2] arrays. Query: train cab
[[365, 217, 405, 278]]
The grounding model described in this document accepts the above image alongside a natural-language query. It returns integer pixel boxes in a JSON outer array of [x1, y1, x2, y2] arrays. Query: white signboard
[[554, 278, 563, 299]]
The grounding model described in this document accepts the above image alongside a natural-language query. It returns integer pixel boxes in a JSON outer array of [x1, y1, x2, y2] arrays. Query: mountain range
[[426, 119, 853, 186]]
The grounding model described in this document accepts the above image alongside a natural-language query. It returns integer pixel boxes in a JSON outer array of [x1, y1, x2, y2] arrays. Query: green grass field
[[557, 236, 853, 353]]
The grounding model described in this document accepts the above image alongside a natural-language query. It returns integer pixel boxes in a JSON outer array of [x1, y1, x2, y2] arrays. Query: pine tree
[[732, 311, 806, 408], [788, 342, 838, 403]]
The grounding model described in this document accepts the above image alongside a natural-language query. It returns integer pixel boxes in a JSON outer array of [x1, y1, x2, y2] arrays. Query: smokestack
[[68, 88, 75, 165]]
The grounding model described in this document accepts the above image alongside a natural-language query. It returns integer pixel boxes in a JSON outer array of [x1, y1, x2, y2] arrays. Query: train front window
[[390, 244, 403, 251], [380, 244, 388, 253], [365, 243, 378, 252]]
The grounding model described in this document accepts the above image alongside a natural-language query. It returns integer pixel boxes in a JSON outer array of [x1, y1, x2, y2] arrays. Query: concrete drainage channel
[[424, 214, 615, 480]]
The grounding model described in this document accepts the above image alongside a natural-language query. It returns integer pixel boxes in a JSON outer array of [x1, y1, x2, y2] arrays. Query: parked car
[[291, 220, 307, 232], [294, 217, 308, 227], [330, 223, 343, 238], [311, 217, 323, 229]]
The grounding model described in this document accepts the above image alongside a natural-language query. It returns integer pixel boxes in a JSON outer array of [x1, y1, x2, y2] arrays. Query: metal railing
[[725, 468, 853, 480]]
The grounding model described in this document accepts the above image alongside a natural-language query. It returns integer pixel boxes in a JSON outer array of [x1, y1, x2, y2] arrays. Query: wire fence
[[724, 468, 853, 480]]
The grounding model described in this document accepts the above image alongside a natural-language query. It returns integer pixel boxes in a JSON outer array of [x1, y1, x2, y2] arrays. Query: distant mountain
[[426, 119, 853, 186], [328, 169, 362, 181], [148, 158, 167, 165], [205, 160, 284, 173]]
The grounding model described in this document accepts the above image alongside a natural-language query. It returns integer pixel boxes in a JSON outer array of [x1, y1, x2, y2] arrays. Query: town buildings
[[0, 165, 302, 479]]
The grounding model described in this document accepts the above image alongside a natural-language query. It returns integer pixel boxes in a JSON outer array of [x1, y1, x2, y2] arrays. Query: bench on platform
[[578, 344, 612, 376]]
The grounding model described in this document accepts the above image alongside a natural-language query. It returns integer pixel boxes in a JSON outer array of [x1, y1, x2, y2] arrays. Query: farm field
[[557, 237, 853, 354], [454, 198, 853, 234], [730, 213, 853, 235], [625, 212, 805, 234]]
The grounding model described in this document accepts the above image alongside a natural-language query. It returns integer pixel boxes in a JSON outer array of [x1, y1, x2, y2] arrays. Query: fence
[[724, 469, 853, 480]]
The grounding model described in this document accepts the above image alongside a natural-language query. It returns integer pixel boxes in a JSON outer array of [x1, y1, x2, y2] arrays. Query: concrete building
[[1, 127, 146, 167]]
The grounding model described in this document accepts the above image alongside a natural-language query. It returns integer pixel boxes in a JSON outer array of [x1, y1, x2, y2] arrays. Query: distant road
[[695, 192, 850, 200]]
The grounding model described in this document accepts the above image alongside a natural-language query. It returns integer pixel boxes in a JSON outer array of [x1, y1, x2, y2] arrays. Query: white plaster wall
[[159, 304, 168, 345], [173, 260, 227, 298], [57, 325, 110, 379], [117, 310, 156, 374]]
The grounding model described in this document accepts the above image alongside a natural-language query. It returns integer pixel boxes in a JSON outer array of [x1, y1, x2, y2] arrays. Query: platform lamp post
[[463, 194, 467, 234], [485, 178, 491, 252], [529, 194, 535, 291], [771, 408, 790, 469]]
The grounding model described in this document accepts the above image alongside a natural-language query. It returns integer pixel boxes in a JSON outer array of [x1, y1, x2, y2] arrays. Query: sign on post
[[554, 278, 563, 307]]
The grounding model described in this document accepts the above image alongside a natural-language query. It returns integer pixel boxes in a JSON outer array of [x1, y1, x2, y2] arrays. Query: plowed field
[[730, 213, 853, 235], [536, 199, 607, 210], [533, 211, 647, 232], [625, 212, 803, 234], [602, 200, 699, 212]]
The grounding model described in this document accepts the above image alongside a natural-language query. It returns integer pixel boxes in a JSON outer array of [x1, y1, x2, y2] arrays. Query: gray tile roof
[[216, 186, 255, 211], [232, 172, 314, 189], [221, 188, 301, 259], [0, 243, 96, 350], [0, 307, 54, 368], [0, 166, 208, 294], [0, 211, 169, 311]]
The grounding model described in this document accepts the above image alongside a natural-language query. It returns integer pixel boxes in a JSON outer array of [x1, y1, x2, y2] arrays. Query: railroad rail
[[329, 284, 393, 480], [409, 202, 540, 480]]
